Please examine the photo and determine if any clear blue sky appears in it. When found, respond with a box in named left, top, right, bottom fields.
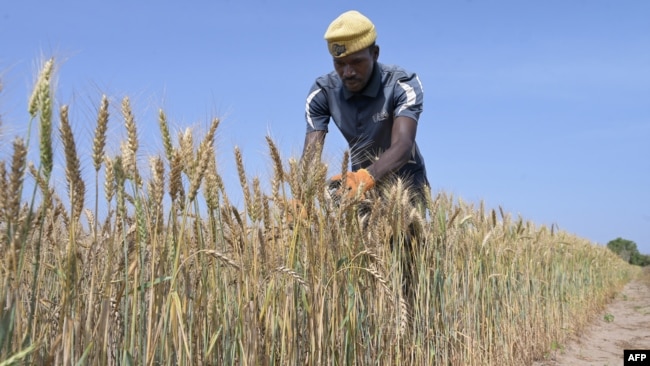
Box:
left=1, top=1, right=649, bottom=253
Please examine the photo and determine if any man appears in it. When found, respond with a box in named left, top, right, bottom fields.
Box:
left=302, top=10, right=429, bottom=201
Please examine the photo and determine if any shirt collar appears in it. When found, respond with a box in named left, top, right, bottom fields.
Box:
left=342, top=62, right=381, bottom=100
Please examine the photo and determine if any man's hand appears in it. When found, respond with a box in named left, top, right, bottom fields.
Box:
left=282, top=198, right=308, bottom=228
left=330, top=168, right=375, bottom=199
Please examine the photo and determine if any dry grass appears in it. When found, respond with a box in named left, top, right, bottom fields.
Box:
left=639, top=266, right=650, bottom=288
left=0, top=59, right=640, bottom=365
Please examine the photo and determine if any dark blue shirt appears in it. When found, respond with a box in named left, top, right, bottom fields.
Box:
left=305, top=62, right=429, bottom=189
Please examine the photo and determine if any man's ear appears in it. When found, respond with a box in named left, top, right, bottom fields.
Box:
left=372, top=45, right=380, bottom=61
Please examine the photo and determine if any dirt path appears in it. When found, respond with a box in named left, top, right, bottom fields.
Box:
left=534, top=267, right=650, bottom=366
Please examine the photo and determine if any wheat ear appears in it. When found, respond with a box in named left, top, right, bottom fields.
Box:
left=121, top=97, right=139, bottom=184
left=35, top=59, right=55, bottom=179
left=148, top=156, right=165, bottom=233
left=0, top=162, right=7, bottom=222
left=189, top=118, right=219, bottom=202
left=266, top=136, right=284, bottom=203
left=103, top=156, right=116, bottom=203
left=178, top=127, right=194, bottom=176
left=8, top=138, right=27, bottom=222
left=275, top=266, right=309, bottom=291
left=59, top=105, right=85, bottom=221
left=168, top=149, right=184, bottom=209
left=234, top=146, right=252, bottom=215
left=158, top=109, right=174, bottom=162
left=28, top=58, right=54, bottom=117
left=339, top=150, right=350, bottom=190
left=92, top=95, right=109, bottom=172
left=203, top=147, right=222, bottom=211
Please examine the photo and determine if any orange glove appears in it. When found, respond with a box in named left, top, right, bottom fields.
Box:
left=330, top=169, right=375, bottom=199
left=282, top=198, right=308, bottom=227
left=289, top=198, right=308, bottom=218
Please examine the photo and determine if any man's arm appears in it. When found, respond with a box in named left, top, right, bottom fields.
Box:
left=365, top=116, right=417, bottom=181
left=301, top=130, right=326, bottom=166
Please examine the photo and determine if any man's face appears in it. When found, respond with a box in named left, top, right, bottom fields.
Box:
left=333, top=46, right=379, bottom=93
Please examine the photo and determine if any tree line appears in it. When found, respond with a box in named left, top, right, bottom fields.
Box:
left=607, top=237, right=650, bottom=266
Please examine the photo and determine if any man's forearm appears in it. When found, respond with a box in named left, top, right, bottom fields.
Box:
left=301, top=130, right=326, bottom=165
left=366, top=142, right=412, bottom=181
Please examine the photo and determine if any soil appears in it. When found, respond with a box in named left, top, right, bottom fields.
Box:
left=533, top=266, right=650, bottom=366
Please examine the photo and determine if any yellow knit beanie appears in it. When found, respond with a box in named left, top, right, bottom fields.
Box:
left=324, top=10, right=377, bottom=58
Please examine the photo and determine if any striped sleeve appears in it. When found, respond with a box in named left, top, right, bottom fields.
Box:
left=304, top=84, right=330, bottom=132
left=395, top=73, right=424, bottom=121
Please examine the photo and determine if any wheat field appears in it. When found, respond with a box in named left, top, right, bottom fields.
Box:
left=0, top=59, right=639, bottom=365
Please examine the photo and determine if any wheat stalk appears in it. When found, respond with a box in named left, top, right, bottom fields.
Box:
left=59, top=105, right=85, bottom=222
left=147, top=156, right=165, bottom=233
left=447, top=206, right=461, bottom=229
left=27, top=58, right=55, bottom=183
left=8, top=138, right=27, bottom=223
left=148, top=156, right=165, bottom=208
left=158, top=108, right=174, bottom=162
left=28, top=58, right=53, bottom=117
left=39, top=115, right=53, bottom=181
left=103, top=156, right=116, bottom=203
left=266, top=136, right=284, bottom=203
left=169, top=149, right=184, bottom=209
left=178, top=127, right=194, bottom=176
left=113, top=156, right=127, bottom=231
left=0, top=161, right=7, bottom=223
left=234, top=146, right=252, bottom=216
left=187, top=150, right=207, bottom=203
left=121, top=97, right=139, bottom=184
left=204, top=250, right=241, bottom=270
left=287, top=158, right=300, bottom=200
left=92, top=95, right=109, bottom=172
left=28, top=162, right=53, bottom=211
left=275, top=265, right=309, bottom=291
left=33, top=59, right=55, bottom=179
left=203, top=148, right=222, bottom=211
left=339, top=150, right=350, bottom=191
left=250, top=177, right=263, bottom=222
left=188, top=118, right=219, bottom=202
left=362, top=264, right=392, bottom=296
left=398, top=294, right=409, bottom=337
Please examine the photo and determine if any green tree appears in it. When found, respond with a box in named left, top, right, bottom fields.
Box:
left=606, top=237, right=649, bottom=266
